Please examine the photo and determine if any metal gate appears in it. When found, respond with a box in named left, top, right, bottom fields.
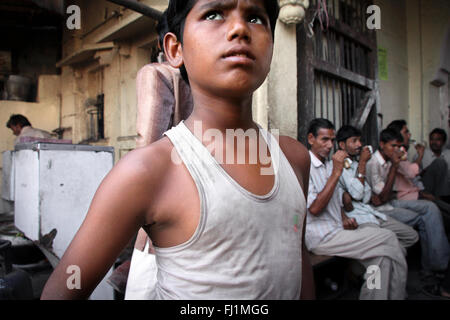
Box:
left=297, top=0, right=379, bottom=147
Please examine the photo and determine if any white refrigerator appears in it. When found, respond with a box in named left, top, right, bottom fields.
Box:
left=13, top=142, right=115, bottom=300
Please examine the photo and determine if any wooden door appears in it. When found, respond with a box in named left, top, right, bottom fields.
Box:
left=297, top=0, right=379, bottom=148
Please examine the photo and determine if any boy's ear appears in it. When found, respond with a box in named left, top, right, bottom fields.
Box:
left=338, top=141, right=345, bottom=151
left=163, top=32, right=184, bottom=68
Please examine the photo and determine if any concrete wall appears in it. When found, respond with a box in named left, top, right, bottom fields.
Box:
left=374, top=0, right=409, bottom=129
left=59, top=0, right=168, bottom=162
left=374, top=0, right=450, bottom=144
left=419, top=0, right=450, bottom=141
left=407, top=0, right=450, bottom=142
left=0, top=75, right=61, bottom=164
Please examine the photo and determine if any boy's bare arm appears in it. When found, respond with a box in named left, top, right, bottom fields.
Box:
left=278, top=136, right=315, bottom=299
left=40, top=146, right=166, bottom=299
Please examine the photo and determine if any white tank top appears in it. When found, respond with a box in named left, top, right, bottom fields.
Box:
left=152, top=121, right=306, bottom=299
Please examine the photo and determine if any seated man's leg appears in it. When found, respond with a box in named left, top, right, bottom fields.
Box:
left=377, top=216, right=419, bottom=250
left=422, top=158, right=450, bottom=197
left=392, top=199, right=450, bottom=272
left=311, top=227, right=407, bottom=299
left=379, top=206, right=420, bottom=226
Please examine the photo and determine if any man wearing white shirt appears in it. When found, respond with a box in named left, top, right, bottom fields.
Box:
left=366, top=128, right=450, bottom=276
left=305, top=118, right=407, bottom=300
left=336, top=125, right=418, bottom=250
left=6, top=114, right=53, bottom=146
left=418, top=128, right=450, bottom=200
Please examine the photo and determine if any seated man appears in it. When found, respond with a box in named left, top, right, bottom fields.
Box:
left=336, top=125, right=418, bottom=250
left=387, top=120, right=449, bottom=202
left=306, top=118, right=407, bottom=300
left=366, top=128, right=450, bottom=276
left=416, top=128, right=450, bottom=202
left=6, top=114, right=53, bottom=146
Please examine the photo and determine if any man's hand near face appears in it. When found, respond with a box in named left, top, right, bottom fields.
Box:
left=390, top=149, right=402, bottom=167
left=414, top=143, right=425, bottom=165
left=332, top=150, right=348, bottom=177
left=359, top=146, right=372, bottom=164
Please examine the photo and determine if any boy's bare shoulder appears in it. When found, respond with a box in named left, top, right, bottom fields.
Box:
left=278, top=135, right=311, bottom=172
left=113, top=136, right=175, bottom=187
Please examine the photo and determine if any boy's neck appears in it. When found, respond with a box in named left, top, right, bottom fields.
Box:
left=186, top=90, right=256, bottom=131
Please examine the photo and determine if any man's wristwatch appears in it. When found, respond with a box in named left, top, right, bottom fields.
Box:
left=357, top=172, right=365, bottom=179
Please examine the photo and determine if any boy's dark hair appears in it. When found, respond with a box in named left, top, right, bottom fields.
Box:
left=156, top=11, right=169, bottom=51
left=6, top=114, right=31, bottom=129
left=336, top=125, right=362, bottom=144
left=429, top=128, right=447, bottom=142
left=165, top=0, right=280, bottom=82
left=307, top=118, right=335, bottom=137
left=380, top=128, right=403, bottom=144
left=387, top=120, right=407, bottom=134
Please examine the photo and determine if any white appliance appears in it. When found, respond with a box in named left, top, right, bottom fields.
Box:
left=1, top=151, right=14, bottom=213
left=13, top=142, right=115, bottom=300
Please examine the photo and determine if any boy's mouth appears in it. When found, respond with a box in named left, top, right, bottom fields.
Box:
left=222, top=47, right=255, bottom=61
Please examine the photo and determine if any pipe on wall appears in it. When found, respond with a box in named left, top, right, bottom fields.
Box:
left=105, top=0, right=163, bottom=21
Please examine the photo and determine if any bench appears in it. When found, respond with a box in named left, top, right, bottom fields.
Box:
left=309, top=252, right=338, bottom=268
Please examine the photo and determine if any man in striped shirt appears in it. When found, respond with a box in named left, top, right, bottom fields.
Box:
left=305, top=118, right=407, bottom=300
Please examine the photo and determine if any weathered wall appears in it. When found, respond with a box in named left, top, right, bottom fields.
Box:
left=374, top=0, right=409, bottom=129
left=59, top=0, right=168, bottom=162
left=419, top=0, right=450, bottom=141
left=0, top=75, right=61, bottom=160
left=374, top=0, right=450, bottom=144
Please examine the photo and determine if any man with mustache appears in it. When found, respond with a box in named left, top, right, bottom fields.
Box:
left=336, top=125, right=418, bottom=250
left=306, top=118, right=408, bottom=300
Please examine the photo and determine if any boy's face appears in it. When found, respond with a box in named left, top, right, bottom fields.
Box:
left=175, top=0, right=274, bottom=98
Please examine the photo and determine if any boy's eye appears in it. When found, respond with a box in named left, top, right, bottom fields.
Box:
left=248, top=15, right=264, bottom=25
left=205, top=11, right=223, bottom=21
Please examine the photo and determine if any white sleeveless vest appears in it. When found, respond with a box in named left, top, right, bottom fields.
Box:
left=151, top=121, right=306, bottom=299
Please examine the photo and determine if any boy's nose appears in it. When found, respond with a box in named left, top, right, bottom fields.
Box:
left=226, top=15, right=251, bottom=42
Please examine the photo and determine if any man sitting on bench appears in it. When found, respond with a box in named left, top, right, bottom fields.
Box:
left=305, top=118, right=407, bottom=300
left=336, top=125, right=418, bottom=250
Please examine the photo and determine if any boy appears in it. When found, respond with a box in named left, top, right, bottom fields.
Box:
left=41, top=0, right=314, bottom=299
